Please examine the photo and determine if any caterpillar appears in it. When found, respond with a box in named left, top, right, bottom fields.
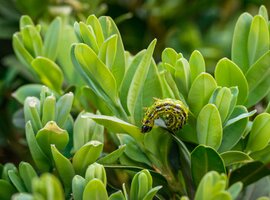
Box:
left=141, top=98, right=188, bottom=133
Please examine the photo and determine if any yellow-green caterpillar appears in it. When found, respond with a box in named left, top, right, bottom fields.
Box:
left=141, top=98, right=188, bottom=133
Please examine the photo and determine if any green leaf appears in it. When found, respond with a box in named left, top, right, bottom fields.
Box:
left=246, top=113, right=270, bottom=152
left=231, top=13, right=253, bottom=73
left=120, top=50, right=146, bottom=113
left=25, top=121, right=50, bottom=172
left=187, top=73, right=217, bottom=116
left=248, top=15, right=269, bottom=66
left=24, top=97, right=42, bottom=133
left=12, top=193, right=34, bottom=200
left=73, top=43, right=118, bottom=104
left=159, top=71, right=175, bottom=99
left=229, top=161, right=270, bottom=186
left=82, top=113, right=143, bottom=142
left=36, top=121, right=69, bottom=157
left=245, top=51, right=270, bottom=107
left=175, top=58, right=190, bottom=98
left=31, top=57, right=63, bottom=93
left=215, top=58, right=248, bottom=104
left=191, top=145, right=225, bottom=187
left=209, top=87, right=232, bottom=123
left=127, top=39, right=156, bottom=122
left=227, top=182, right=243, bottom=200
left=21, top=25, right=43, bottom=57
left=0, top=180, right=16, bottom=200
left=12, top=84, right=44, bottom=105
left=41, top=95, right=56, bottom=125
left=32, top=173, right=65, bottom=200
left=220, top=151, right=252, bottom=166
left=99, top=16, right=126, bottom=88
left=83, top=179, right=108, bottom=200
left=189, top=50, right=205, bottom=83
left=219, top=106, right=250, bottom=152
left=118, top=134, right=151, bottom=166
left=8, top=170, right=27, bottom=192
left=19, top=162, right=38, bottom=192
left=98, top=145, right=126, bottom=164
left=20, top=15, right=34, bottom=29
left=143, top=186, right=163, bottom=200
left=85, top=163, right=106, bottom=186
left=79, top=22, right=99, bottom=53
left=197, top=104, right=222, bottom=150
left=258, top=5, right=269, bottom=21
left=86, top=15, right=104, bottom=47
left=250, top=145, right=270, bottom=164
left=73, top=140, right=103, bottom=175
left=12, top=33, right=35, bottom=73
left=2, top=163, right=17, bottom=181
left=194, top=171, right=228, bottom=200
left=43, top=17, right=62, bottom=61
left=55, top=92, right=74, bottom=127
left=130, top=170, right=152, bottom=200
left=108, top=191, right=126, bottom=200
left=72, top=175, right=86, bottom=200
left=161, top=47, right=179, bottom=67
left=98, top=34, right=118, bottom=69
left=51, top=145, right=75, bottom=195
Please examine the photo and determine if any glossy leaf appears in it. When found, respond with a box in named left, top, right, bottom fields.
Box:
left=21, top=25, right=43, bottom=57
left=25, top=121, right=50, bottom=172
left=250, top=145, right=270, bottom=164
left=0, top=180, right=16, bottom=200
left=31, top=57, right=63, bottom=93
left=19, top=15, right=34, bottom=29
left=99, top=16, right=126, bottom=88
left=86, top=15, right=104, bottom=47
left=215, top=58, right=248, bottom=104
left=12, top=193, right=34, bottom=200
left=227, top=182, right=243, bottom=200
left=229, top=161, right=270, bottom=186
left=187, top=73, right=217, bottom=116
left=245, top=51, right=270, bottom=107
left=12, top=84, right=43, bottom=105
left=209, top=87, right=232, bottom=123
left=79, top=22, right=99, bottom=53
left=73, top=43, right=118, bottom=103
left=41, top=95, right=56, bottom=125
left=220, top=151, right=252, bottom=166
left=82, top=113, right=143, bottom=142
left=24, top=97, right=42, bottom=133
left=8, top=170, right=27, bottom=192
left=143, top=186, right=163, bottom=200
left=55, top=92, right=74, bottom=127
left=189, top=50, right=205, bottom=83
left=73, top=140, right=103, bottom=175
left=258, top=5, right=269, bottom=21
left=32, top=173, right=64, bottom=200
left=72, top=175, right=86, bottom=200
left=194, top=171, right=229, bottom=200
left=197, top=104, right=222, bottom=150
left=85, top=163, right=106, bottom=186
left=175, top=58, right=190, bottom=98
left=219, top=106, right=250, bottom=152
left=246, top=113, right=270, bottom=152
left=161, top=47, right=179, bottom=67
left=83, top=179, right=108, bottom=200
left=127, top=39, right=156, bottom=121
left=130, top=170, right=152, bottom=200
left=108, top=191, right=125, bottom=200
left=191, top=145, right=225, bottom=187
left=51, top=145, right=75, bottom=194
left=36, top=121, right=69, bottom=157
left=98, top=145, right=126, bottom=164
left=43, top=17, right=62, bottom=61
left=12, top=33, right=35, bottom=72
left=19, top=162, right=37, bottom=192
left=231, top=13, right=253, bottom=73
left=98, top=34, right=118, bottom=69
left=247, top=15, right=269, bottom=66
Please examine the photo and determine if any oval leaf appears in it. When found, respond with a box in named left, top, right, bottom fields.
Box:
left=197, top=104, right=222, bottom=150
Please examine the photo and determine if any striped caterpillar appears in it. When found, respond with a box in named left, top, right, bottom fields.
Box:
left=141, top=98, right=188, bottom=133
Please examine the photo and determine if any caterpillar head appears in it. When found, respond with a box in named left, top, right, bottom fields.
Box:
left=141, top=125, right=152, bottom=133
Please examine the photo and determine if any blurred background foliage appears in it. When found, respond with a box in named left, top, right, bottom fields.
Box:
left=0, top=0, right=270, bottom=163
